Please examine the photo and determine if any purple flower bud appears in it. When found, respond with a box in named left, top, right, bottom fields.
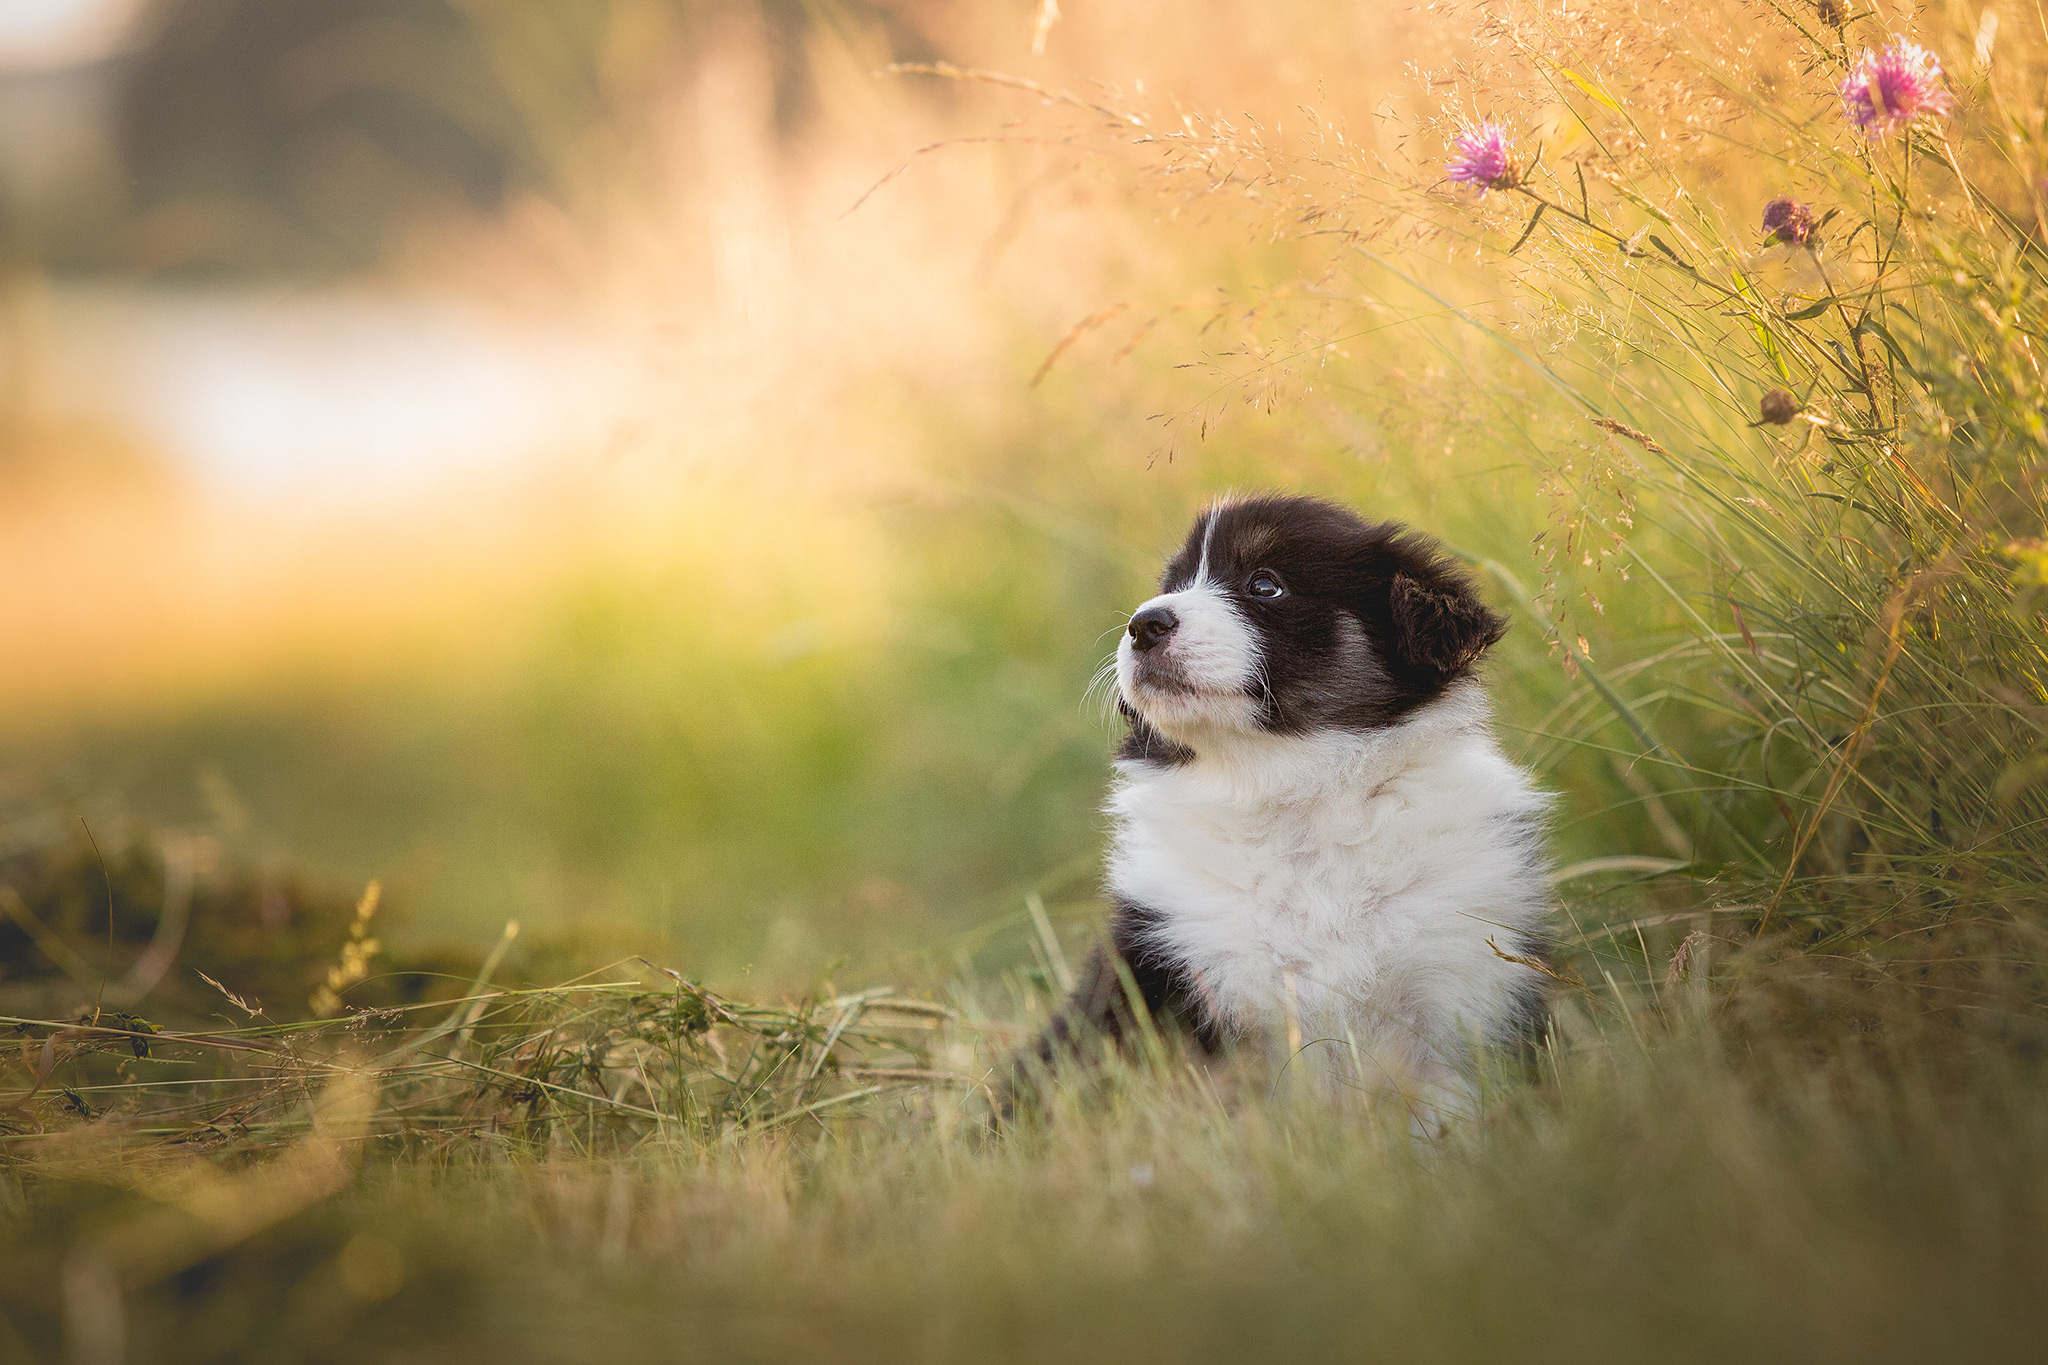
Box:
left=1760, top=389, right=1801, bottom=425
left=1446, top=122, right=1522, bottom=194
left=1761, top=196, right=1815, bottom=246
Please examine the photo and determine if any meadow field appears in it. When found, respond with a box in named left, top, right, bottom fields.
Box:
left=4, top=0, right=2048, bottom=1359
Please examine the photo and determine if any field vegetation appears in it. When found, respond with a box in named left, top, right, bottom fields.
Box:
left=4, top=0, right=2048, bottom=1358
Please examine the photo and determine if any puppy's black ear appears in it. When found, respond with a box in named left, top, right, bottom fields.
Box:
left=1388, top=569, right=1508, bottom=680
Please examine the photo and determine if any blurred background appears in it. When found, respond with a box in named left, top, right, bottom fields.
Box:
left=0, top=0, right=1561, bottom=1001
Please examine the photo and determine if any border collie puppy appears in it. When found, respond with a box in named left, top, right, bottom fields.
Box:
left=1029, top=494, right=1552, bottom=1126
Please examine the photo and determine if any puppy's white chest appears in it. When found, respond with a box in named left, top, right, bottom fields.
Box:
left=1133, top=791, right=1370, bottom=926
left=1107, top=771, right=1411, bottom=1023
left=1101, top=710, right=1552, bottom=1074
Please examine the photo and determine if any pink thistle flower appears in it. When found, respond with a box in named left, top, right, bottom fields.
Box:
left=1761, top=196, right=1815, bottom=246
left=1839, top=40, right=1954, bottom=138
left=1446, top=122, right=1521, bottom=193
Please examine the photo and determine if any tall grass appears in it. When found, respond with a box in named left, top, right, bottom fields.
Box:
left=983, top=0, right=2048, bottom=997
left=1415, top=0, right=2048, bottom=967
left=8, top=978, right=2048, bottom=1361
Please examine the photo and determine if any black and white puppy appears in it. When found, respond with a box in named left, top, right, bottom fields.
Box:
left=1032, top=494, right=1552, bottom=1126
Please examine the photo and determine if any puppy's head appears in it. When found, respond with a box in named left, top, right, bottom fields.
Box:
left=1115, top=495, right=1507, bottom=754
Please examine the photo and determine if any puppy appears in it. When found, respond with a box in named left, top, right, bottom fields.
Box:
left=1027, top=494, right=1553, bottom=1127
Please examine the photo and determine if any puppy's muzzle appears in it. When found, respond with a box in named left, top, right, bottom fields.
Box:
left=1128, top=605, right=1179, bottom=653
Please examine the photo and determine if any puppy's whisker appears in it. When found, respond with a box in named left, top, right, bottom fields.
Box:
left=1082, top=654, right=1124, bottom=726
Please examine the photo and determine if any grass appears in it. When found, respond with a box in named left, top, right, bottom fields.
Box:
left=7, top=976, right=2048, bottom=1362
left=6, top=0, right=2048, bottom=1358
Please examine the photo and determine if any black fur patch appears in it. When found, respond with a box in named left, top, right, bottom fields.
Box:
left=1114, top=709, right=1195, bottom=766
left=1022, top=897, right=1223, bottom=1080
left=1497, top=930, right=1557, bottom=1054
left=1150, top=494, right=1509, bottom=741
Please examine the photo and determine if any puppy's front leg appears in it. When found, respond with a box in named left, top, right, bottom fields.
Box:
left=1010, top=898, right=1222, bottom=1092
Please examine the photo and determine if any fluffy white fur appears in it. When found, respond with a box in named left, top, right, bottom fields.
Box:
left=1104, top=678, right=1551, bottom=1126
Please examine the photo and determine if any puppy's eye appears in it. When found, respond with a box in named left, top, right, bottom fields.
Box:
left=1246, top=571, right=1285, bottom=599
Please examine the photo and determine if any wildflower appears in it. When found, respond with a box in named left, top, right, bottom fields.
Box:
left=1761, top=196, right=1815, bottom=246
left=1759, top=389, right=1801, bottom=425
left=1446, top=122, right=1521, bottom=193
left=1839, top=40, right=1954, bottom=137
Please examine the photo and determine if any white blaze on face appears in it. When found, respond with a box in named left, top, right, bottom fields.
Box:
left=1116, top=578, right=1263, bottom=739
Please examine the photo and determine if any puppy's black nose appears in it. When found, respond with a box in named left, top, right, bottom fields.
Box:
left=1128, top=605, right=1179, bottom=653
